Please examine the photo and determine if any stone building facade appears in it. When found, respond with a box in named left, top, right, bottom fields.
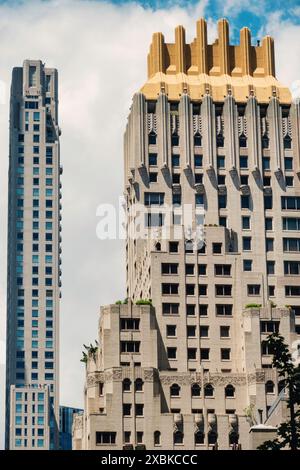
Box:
left=73, top=18, right=300, bottom=450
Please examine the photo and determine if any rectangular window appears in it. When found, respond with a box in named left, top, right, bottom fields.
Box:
left=166, top=325, right=177, bottom=337
left=267, top=261, right=275, bottom=275
left=200, top=326, right=209, bottom=337
left=243, top=237, right=251, bottom=251
left=248, top=284, right=261, bottom=296
left=262, top=157, right=270, bottom=170
left=283, top=238, right=300, bottom=252
left=221, top=348, right=231, bottom=360
left=96, top=432, right=116, bottom=445
left=162, top=303, right=179, bottom=315
left=172, top=155, right=180, bottom=167
left=169, top=241, right=179, bottom=253
left=283, top=218, right=300, bottom=231
left=218, top=195, right=227, bottom=209
left=265, top=217, right=273, bottom=231
left=284, top=157, right=293, bottom=171
left=242, top=216, right=250, bottom=229
left=266, top=238, right=274, bottom=252
left=194, top=155, right=203, bottom=167
left=264, top=196, right=273, bottom=210
left=186, top=284, right=195, bottom=295
left=120, top=318, right=140, bottom=330
left=200, top=348, right=210, bottom=360
left=144, top=192, right=164, bottom=206
left=215, top=285, right=232, bottom=296
left=167, top=347, right=177, bottom=359
left=216, top=304, right=232, bottom=316
left=281, top=197, right=300, bottom=210
left=215, top=265, right=231, bottom=276
left=162, top=283, right=179, bottom=295
left=220, top=326, right=230, bottom=338
left=285, top=286, right=300, bottom=296
left=29, top=66, right=37, bottom=87
left=199, top=305, right=208, bottom=316
left=217, top=156, right=225, bottom=169
left=284, top=261, right=300, bottom=275
left=239, top=156, right=248, bottom=169
left=243, top=259, right=252, bottom=271
left=120, top=341, right=140, bottom=353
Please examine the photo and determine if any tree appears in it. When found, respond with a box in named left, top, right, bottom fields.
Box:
left=258, top=332, right=300, bottom=450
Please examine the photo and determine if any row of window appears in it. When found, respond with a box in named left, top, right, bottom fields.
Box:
left=147, top=131, right=293, bottom=151
left=15, top=404, right=44, bottom=413
left=16, top=373, right=54, bottom=381
left=15, top=438, right=44, bottom=448
left=166, top=347, right=231, bottom=361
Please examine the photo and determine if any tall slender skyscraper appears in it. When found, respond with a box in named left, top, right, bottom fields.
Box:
left=73, top=18, right=300, bottom=450
left=6, top=60, right=62, bottom=450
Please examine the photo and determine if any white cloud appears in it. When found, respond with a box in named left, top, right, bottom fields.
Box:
left=0, top=0, right=299, bottom=450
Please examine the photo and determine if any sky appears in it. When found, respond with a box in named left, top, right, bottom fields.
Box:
left=0, top=0, right=299, bottom=448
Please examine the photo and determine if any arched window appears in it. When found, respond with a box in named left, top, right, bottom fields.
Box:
left=155, top=242, right=161, bottom=251
left=135, top=378, right=144, bottom=392
left=195, top=431, right=204, bottom=444
left=194, top=133, right=202, bottom=146
left=154, top=431, right=161, bottom=446
left=173, top=431, right=183, bottom=444
left=284, top=135, right=292, bottom=149
left=229, top=431, right=239, bottom=445
left=204, top=383, right=214, bottom=397
left=239, top=134, right=247, bottom=148
left=191, top=383, right=201, bottom=397
left=170, top=383, right=181, bottom=397
left=265, top=380, right=275, bottom=394
left=208, top=431, right=217, bottom=445
left=225, top=384, right=235, bottom=398
left=148, top=131, right=157, bottom=145
left=122, top=378, right=131, bottom=392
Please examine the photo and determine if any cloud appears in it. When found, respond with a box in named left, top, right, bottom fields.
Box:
left=0, top=0, right=299, bottom=450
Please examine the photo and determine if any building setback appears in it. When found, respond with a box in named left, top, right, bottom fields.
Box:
left=5, top=60, right=62, bottom=449
left=73, top=18, right=300, bottom=450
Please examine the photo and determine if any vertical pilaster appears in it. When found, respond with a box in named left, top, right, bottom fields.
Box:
left=218, top=19, right=230, bottom=75
left=290, top=99, right=300, bottom=174
left=246, top=96, right=262, bottom=170
left=157, top=93, right=170, bottom=167
left=240, top=27, right=251, bottom=76
left=179, top=94, right=192, bottom=168
left=196, top=18, right=208, bottom=74
left=202, top=94, right=216, bottom=168
left=224, top=94, right=238, bottom=169
left=132, top=93, right=146, bottom=167
left=268, top=97, right=283, bottom=171
left=175, top=26, right=186, bottom=74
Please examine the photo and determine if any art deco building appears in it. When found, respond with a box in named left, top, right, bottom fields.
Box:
left=5, top=60, right=62, bottom=449
left=73, top=18, right=300, bottom=450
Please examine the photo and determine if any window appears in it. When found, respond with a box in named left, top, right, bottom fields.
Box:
left=173, top=431, right=183, bottom=444
left=135, top=404, right=144, bottom=416
left=200, top=348, right=210, bottom=360
left=172, top=173, right=180, bottom=184
left=96, top=432, right=116, bottom=445
left=215, top=285, right=232, bottom=296
left=122, top=378, right=131, bottom=392
left=239, top=135, right=247, bottom=148
left=162, top=303, right=179, bottom=315
left=263, top=176, right=271, bottom=187
left=195, top=194, right=204, bottom=206
left=261, top=321, right=279, bottom=333
left=216, top=304, right=232, bottom=316
left=166, top=325, right=177, bottom=337
left=188, top=348, right=197, bottom=360
left=187, top=325, right=196, bottom=337
left=120, top=318, right=140, bottom=330
left=148, top=153, right=157, bottom=166
left=216, top=135, right=224, bottom=148
left=185, top=264, right=194, bottom=275
left=149, top=172, right=157, bottom=183
left=243, top=237, right=251, bottom=251
left=239, top=156, right=248, bottom=169
left=281, top=197, right=300, bottom=210
left=265, top=217, right=273, bottom=231
left=248, top=284, right=261, bottom=295
left=154, top=431, right=161, bottom=446
left=218, top=195, right=227, bottom=209
left=148, top=131, right=157, bottom=145
left=195, top=173, right=203, bottom=184
left=172, top=154, right=180, bottom=167
left=266, top=238, right=274, bottom=252
left=262, top=157, right=270, bottom=170
left=199, top=285, right=207, bottom=296
left=172, top=134, right=179, bottom=146
left=242, top=216, right=250, bottom=230
left=240, top=175, right=248, bottom=185
left=162, top=263, right=178, bottom=275
left=267, top=261, right=275, bottom=275
left=120, top=341, right=140, bottom=353
left=283, top=218, right=300, bottom=231
left=284, top=157, right=293, bottom=170
left=167, top=348, right=177, bottom=360
left=284, top=261, right=300, bottom=276
left=264, top=196, right=273, bottom=210
left=243, top=259, right=252, bottom=271
left=191, top=383, right=201, bottom=397
left=220, top=326, right=230, bottom=338
left=170, top=383, right=180, bottom=396
left=241, top=196, right=250, bottom=209
left=212, top=243, right=222, bottom=254
left=123, top=404, right=132, bottom=416
left=285, top=286, right=300, bottom=296
left=286, top=176, right=294, bottom=187
left=219, top=216, right=227, bottom=227
left=262, top=341, right=271, bottom=355
left=169, top=241, right=179, bottom=253
left=135, top=378, right=143, bottom=392
left=194, top=155, right=203, bottom=167
left=162, top=283, right=178, bottom=295
left=199, top=305, right=208, bottom=316
left=200, top=326, right=209, bottom=337
left=186, top=284, right=195, bottom=296
left=204, top=384, right=214, bottom=397
left=215, top=265, right=231, bottom=276
left=221, top=349, right=231, bottom=361
left=266, top=381, right=275, bottom=394
left=217, top=156, right=225, bottom=168
left=283, top=238, right=300, bottom=252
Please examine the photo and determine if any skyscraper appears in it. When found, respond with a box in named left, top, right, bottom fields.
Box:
left=73, top=18, right=300, bottom=450
left=6, top=60, right=62, bottom=450
left=59, top=406, right=83, bottom=450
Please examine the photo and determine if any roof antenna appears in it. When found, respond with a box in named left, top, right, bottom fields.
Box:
left=257, top=39, right=260, bottom=46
